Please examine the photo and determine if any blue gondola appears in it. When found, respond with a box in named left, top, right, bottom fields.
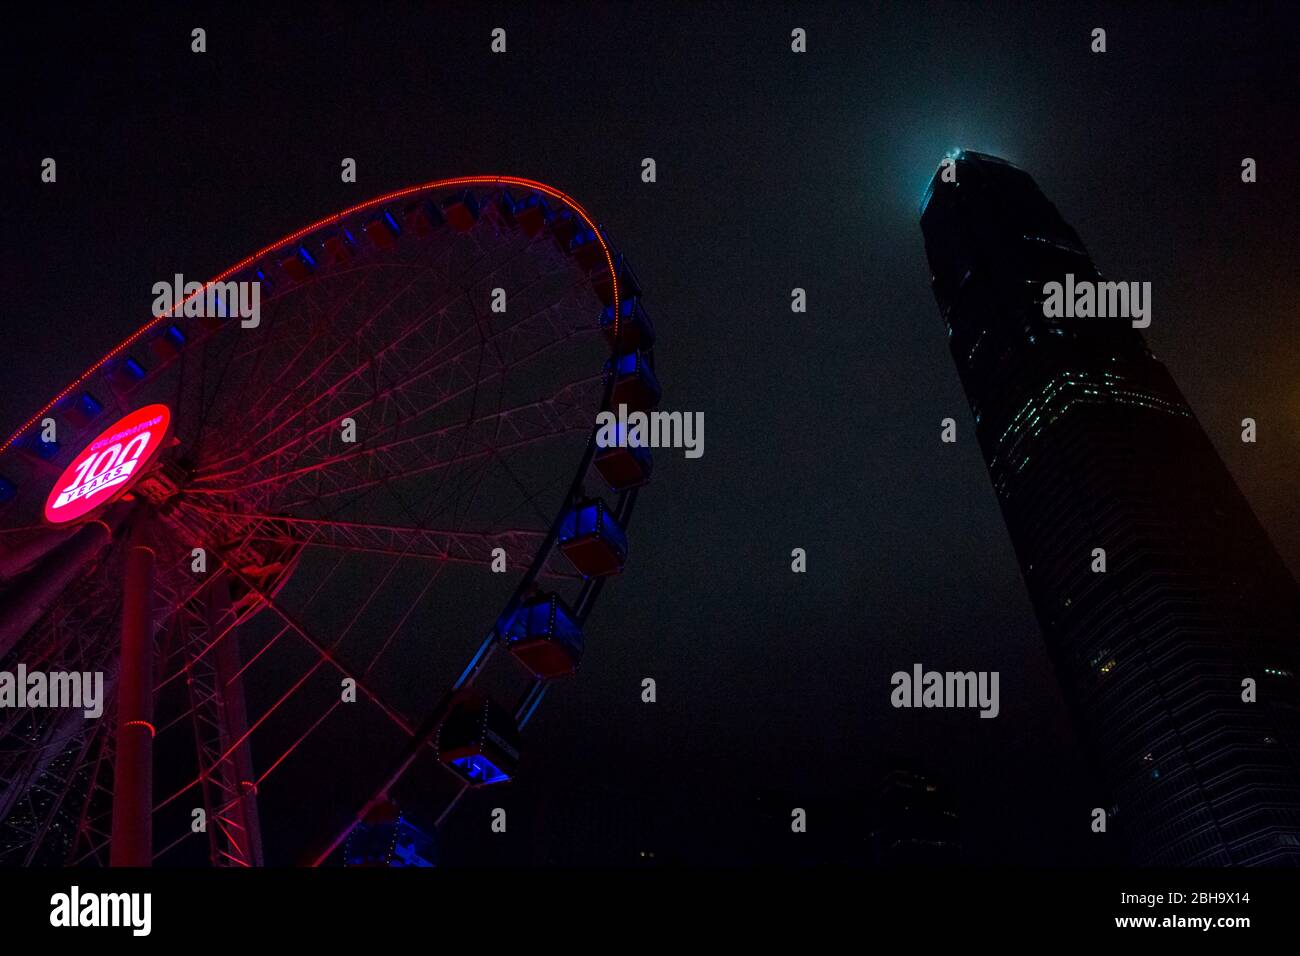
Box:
left=344, top=802, right=437, bottom=867
left=435, top=695, right=521, bottom=786
left=149, top=324, right=187, bottom=361
left=549, top=209, right=578, bottom=253
left=558, top=498, right=628, bottom=577
left=504, top=192, right=550, bottom=237
left=592, top=253, right=642, bottom=306
left=280, top=244, right=317, bottom=282
left=61, top=392, right=105, bottom=429
left=23, top=432, right=59, bottom=461
left=441, top=190, right=479, bottom=232
left=404, top=198, right=443, bottom=237
left=250, top=265, right=275, bottom=299
left=108, top=356, right=147, bottom=390
left=363, top=211, right=401, bottom=248
left=595, top=439, right=653, bottom=492
left=323, top=229, right=358, bottom=265
left=500, top=592, right=584, bottom=677
left=606, top=350, right=661, bottom=412
left=599, top=298, right=655, bottom=351
left=570, top=227, right=603, bottom=272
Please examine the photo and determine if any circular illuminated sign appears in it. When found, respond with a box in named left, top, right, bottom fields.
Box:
left=43, top=404, right=172, bottom=525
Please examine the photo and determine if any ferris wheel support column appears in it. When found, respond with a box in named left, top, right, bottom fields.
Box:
left=109, top=511, right=157, bottom=867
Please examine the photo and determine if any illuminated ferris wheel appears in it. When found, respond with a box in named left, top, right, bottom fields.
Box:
left=0, top=176, right=659, bottom=866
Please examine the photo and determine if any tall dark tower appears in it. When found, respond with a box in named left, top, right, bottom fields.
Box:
left=920, top=150, right=1300, bottom=865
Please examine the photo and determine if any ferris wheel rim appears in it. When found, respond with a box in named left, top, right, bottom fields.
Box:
left=0, top=175, right=622, bottom=458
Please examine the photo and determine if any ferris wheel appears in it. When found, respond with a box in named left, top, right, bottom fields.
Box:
left=0, top=176, right=659, bottom=866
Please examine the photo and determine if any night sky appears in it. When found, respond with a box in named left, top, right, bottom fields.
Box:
left=5, top=2, right=1298, bottom=865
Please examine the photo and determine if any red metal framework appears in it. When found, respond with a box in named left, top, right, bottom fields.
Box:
left=0, top=176, right=655, bottom=866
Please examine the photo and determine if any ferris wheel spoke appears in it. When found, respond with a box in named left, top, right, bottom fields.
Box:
left=172, top=505, right=559, bottom=573
left=186, top=379, right=598, bottom=515
left=153, top=589, right=411, bottom=825
left=212, top=264, right=435, bottom=458
left=154, top=693, right=344, bottom=865
left=195, top=282, right=594, bottom=484
left=361, top=559, right=454, bottom=684
left=153, top=594, right=261, bottom=696
left=246, top=697, right=342, bottom=795
left=276, top=423, right=592, bottom=515
left=205, top=549, right=416, bottom=736
left=159, top=541, right=454, bottom=861
left=153, top=653, right=326, bottom=819
left=200, top=223, right=553, bottom=473
left=154, top=552, right=347, bottom=696
left=193, top=316, right=584, bottom=488
left=248, top=271, right=577, bottom=454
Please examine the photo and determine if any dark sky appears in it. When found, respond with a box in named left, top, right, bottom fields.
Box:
left=5, top=1, right=1298, bottom=864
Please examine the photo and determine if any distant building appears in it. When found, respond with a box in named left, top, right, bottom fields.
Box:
left=868, top=769, right=962, bottom=866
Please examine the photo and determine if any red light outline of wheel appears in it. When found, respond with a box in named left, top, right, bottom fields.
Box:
left=0, top=176, right=620, bottom=456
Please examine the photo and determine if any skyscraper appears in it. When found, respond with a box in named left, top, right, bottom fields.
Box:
left=920, top=150, right=1300, bottom=865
